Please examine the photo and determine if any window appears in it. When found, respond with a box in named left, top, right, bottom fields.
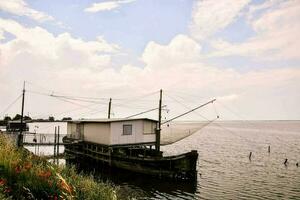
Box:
left=143, top=121, right=156, bottom=134
left=123, top=124, right=132, bottom=135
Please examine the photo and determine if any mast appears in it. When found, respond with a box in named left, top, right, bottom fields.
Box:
left=108, top=98, right=112, bottom=119
left=156, top=89, right=162, bottom=152
left=18, top=81, right=25, bottom=147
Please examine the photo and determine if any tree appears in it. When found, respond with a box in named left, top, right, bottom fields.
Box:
left=62, top=117, right=72, bottom=121
left=12, top=114, right=31, bottom=121
left=49, top=116, right=55, bottom=121
left=4, top=116, right=11, bottom=121
left=13, top=114, right=22, bottom=120
left=24, top=116, right=32, bottom=121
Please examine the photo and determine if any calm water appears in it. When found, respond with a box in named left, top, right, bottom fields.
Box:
left=108, top=121, right=300, bottom=199
left=26, top=121, right=300, bottom=199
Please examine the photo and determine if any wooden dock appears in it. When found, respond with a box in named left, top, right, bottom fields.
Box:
left=23, top=142, right=67, bottom=146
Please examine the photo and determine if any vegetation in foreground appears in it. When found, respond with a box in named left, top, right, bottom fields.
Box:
left=0, top=134, right=119, bottom=200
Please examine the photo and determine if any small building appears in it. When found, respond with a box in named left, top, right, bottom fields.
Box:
left=27, top=121, right=67, bottom=135
left=66, top=118, right=157, bottom=146
left=6, top=121, right=29, bottom=132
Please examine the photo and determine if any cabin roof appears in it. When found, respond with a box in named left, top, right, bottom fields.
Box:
left=68, top=118, right=157, bottom=123
left=8, top=120, right=31, bottom=123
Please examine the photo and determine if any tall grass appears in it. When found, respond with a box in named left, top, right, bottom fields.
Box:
left=0, top=134, right=119, bottom=199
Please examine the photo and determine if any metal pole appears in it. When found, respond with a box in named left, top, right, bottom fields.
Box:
left=156, top=89, right=162, bottom=152
left=18, top=81, right=26, bottom=147
left=108, top=98, right=112, bottom=119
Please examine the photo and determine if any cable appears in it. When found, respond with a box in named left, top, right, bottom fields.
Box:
left=27, top=81, right=160, bottom=102
left=164, top=93, right=214, bottom=121
left=116, top=90, right=160, bottom=101
left=79, top=107, right=108, bottom=117
left=27, top=90, right=108, bottom=104
left=162, top=99, right=216, bottom=125
left=50, top=95, right=108, bottom=104
left=27, top=90, right=98, bottom=110
left=0, top=94, right=22, bottom=117
left=31, top=102, right=101, bottom=119
left=112, top=90, right=160, bottom=109
left=216, top=101, right=260, bottom=128
left=125, top=105, right=167, bottom=119
left=165, top=90, right=209, bottom=101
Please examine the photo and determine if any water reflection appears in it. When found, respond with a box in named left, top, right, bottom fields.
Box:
left=71, top=160, right=198, bottom=199
left=25, top=121, right=300, bottom=199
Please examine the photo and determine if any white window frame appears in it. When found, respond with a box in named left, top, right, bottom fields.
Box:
left=123, top=124, right=132, bottom=135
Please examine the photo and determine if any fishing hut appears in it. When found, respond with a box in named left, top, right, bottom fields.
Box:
left=66, top=118, right=157, bottom=146
left=63, top=90, right=217, bottom=180
left=63, top=117, right=198, bottom=179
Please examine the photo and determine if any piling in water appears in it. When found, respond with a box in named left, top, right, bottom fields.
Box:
left=284, top=158, right=288, bottom=166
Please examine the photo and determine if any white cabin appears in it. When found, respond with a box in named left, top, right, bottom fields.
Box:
left=67, top=118, right=158, bottom=146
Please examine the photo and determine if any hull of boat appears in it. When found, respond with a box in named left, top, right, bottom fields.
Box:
left=63, top=137, right=198, bottom=180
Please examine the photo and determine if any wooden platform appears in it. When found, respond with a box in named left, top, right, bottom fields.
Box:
left=23, top=142, right=67, bottom=146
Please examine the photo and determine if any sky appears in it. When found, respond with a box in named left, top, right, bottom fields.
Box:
left=0, top=0, right=299, bottom=121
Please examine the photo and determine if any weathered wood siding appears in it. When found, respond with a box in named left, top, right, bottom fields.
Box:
left=143, top=120, right=156, bottom=134
left=67, top=123, right=79, bottom=139
left=110, top=120, right=156, bottom=145
left=83, top=123, right=111, bottom=145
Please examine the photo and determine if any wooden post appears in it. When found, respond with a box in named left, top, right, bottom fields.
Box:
left=108, top=98, right=112, bottom=119
left=54, top=127, right=57, bottom=162
left=156, top=89, right=162, bottom=152
left=57, top=126, right=60, bottom=164
left=18, top=81, right=26, bottom=147
left=108, top=148, right=112, bottom=166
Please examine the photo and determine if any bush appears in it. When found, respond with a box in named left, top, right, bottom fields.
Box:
left=0, top=134, right=119, bottom=200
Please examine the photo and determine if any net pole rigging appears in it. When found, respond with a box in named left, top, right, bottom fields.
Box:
left=108, top=98, right=112, bottom=119
left=156, top=89, right=163, bottom=152
left=18, top=81, right=26, bottom=147
left=125, top=105, right=167, bottom=119
left=161, top=98, right=216, bottom=125
left=0, top=94, right=22, bottom=117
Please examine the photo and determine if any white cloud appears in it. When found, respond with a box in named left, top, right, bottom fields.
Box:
left=0, top=18, right=300, bottom=120
left=142, top=35, right=202, bottom=69
left=0, top=18, right=119, bottom=70
left=218, top=94, right=239, bottom=102
left=246, top=0, right=284, bottom=21
left=0, top=0, right=54, bottom=22
left=0, top=29, right=4, bottom=40
left=0, top=18, right=122, bottom=118
left=210, top=0, right=300, bottom=60
left=130, top=36, right=300, bottom=120
left=85, top=0, right=136, bottom=13
left=190, top=0, right=250, bottom=40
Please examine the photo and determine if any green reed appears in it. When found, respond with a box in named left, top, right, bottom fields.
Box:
left=0, top=134, right=119, bottom=200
